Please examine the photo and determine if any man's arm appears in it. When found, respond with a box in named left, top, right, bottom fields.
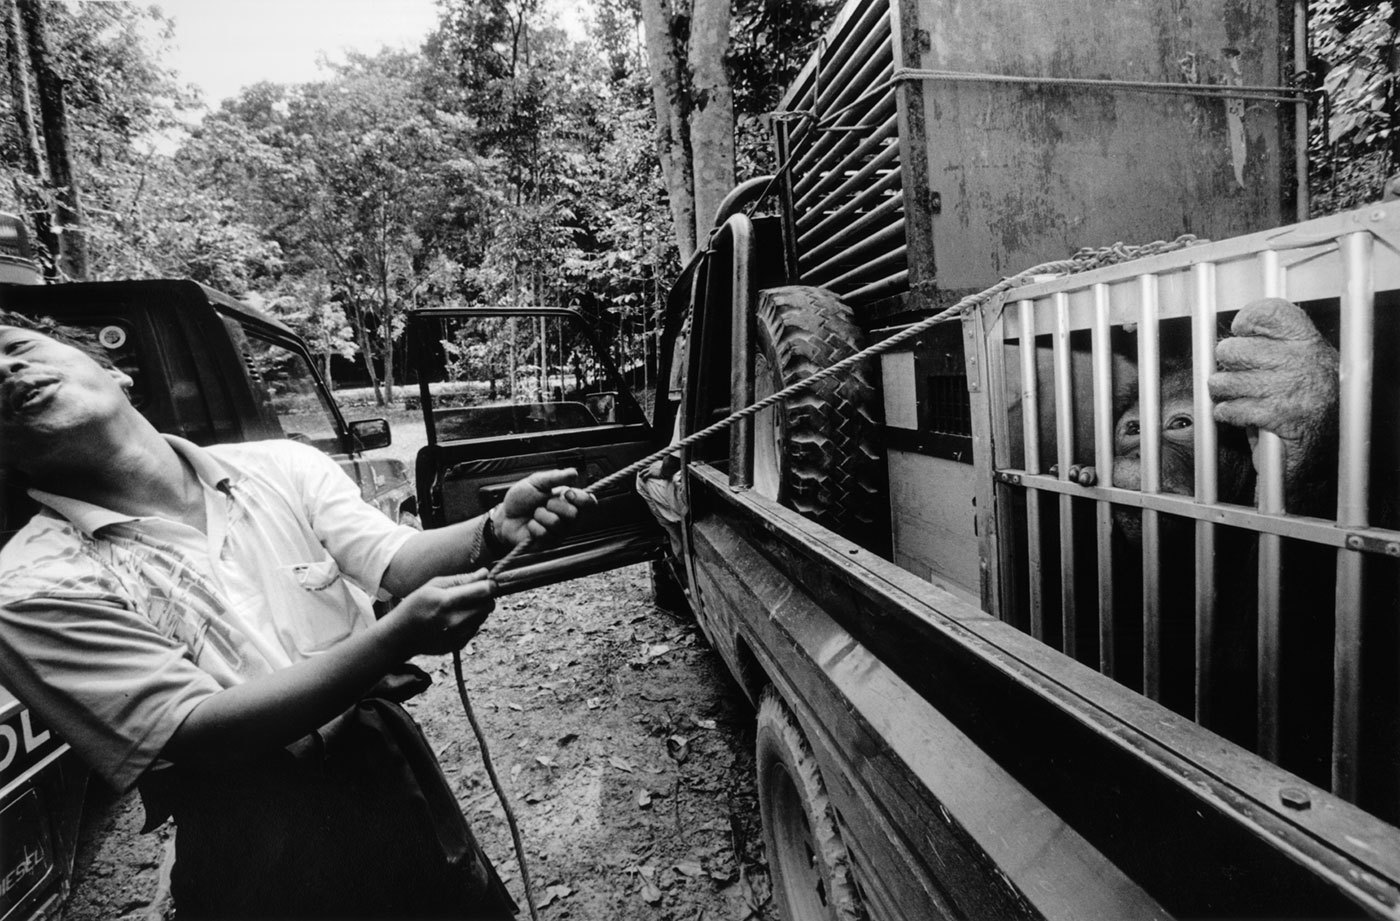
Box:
left=165, top=468, right=594, bottom=765
left=380, top=468, right=595, bottom=597
left=162, top=571, right=495, bottom=763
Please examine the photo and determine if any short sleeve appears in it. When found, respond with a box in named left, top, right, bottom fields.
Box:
left=275, top=442, right=417, bottom=595
left=0, top=591, right=220, bottom=792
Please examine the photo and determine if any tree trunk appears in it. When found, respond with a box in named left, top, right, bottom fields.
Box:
left=349, top=297, right=384, bottom=405
left=687, top=0, right=734, bottom=243
left=16, top=0, right=87, bottom=280
left=640, top=0, right=697, bottom=260
left=382, top=307, right=396, bottom=405
left=509, top=316, right=518, bottom=402
left=5, top=0, right=56, bottom=264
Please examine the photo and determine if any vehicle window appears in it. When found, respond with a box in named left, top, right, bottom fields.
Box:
left=417, top=313, right=646, bottom=442
left=238, top=330, right=343, bottom=453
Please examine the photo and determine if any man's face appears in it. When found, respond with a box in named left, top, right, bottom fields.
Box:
left=0, top=325, right=133, bottom=468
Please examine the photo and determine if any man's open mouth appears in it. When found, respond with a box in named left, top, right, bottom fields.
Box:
left=6, top=379, right=59, bottom=415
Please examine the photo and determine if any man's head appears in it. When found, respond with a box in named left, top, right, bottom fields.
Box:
left=0, top=311, right=136, bottom=475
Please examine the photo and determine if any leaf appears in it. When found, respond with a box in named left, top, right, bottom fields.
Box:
left=537, top=884, right=572, bottom=908
left=609, top=755, right=635, bottom=773
left=665, top=735, right=690, bottom=765
left=639, top=876, right=663, bottom=904
left=637, top=789, right=652, bottom=809
left=536, top=755, right=555, bottom=769
left=586, top=697, right=604, bottom=710
left=690, top=714, right=718, bottom=731
left=673, top=860, right=703, bottom=878
left=507, top=702, right=524, bottom=712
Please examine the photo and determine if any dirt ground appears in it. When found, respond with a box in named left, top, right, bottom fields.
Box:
left=60, top=563, right=774, bottom=921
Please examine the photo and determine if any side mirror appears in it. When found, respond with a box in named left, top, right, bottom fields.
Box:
left=349, top=418, right=391, bottom=451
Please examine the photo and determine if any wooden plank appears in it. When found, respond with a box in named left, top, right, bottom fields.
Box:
left=887, top=451, right=980, bottom=599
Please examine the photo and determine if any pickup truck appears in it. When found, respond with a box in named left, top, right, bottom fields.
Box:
left=0, top=217, right=416, bottom=920
left=419, top=1, right=1400, bottom=918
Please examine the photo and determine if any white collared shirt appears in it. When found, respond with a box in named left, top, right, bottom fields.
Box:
left=0, top=437, right=416, bottom=791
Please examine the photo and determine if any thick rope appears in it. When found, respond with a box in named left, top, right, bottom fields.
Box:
left=460, top=232, right=1205, bottom=919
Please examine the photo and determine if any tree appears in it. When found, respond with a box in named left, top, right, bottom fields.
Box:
left=13, top=0, right=86, bottom=278
left=1310, top=1, right=1400, bottom=212
left=261, top=271, right=359, bottom=387
left=637, top=0, right=836, bottom=258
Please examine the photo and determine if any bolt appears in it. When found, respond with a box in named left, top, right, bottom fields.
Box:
left=1346, top=535, right=1364, bottom=551
left=1011, top=474, right=1023, bottom=486
left=1387, top=542, right=1400, bottom=558
left=1279, top=787, right=1312, bottom=811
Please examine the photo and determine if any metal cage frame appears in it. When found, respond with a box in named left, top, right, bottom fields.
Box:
left=976, top=202, right=1400, bottom=806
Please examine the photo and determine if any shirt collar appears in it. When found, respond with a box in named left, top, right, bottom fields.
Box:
left=27, top=435, right=237, bottom=538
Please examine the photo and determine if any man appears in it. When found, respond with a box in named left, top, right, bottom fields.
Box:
left=0, top=312, right=593, bottom=919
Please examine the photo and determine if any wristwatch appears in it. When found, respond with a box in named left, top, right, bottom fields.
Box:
left=483, top=505, right=513, bottom=557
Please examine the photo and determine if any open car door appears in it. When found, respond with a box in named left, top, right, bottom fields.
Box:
left=407, top=307, right=664, bottom=592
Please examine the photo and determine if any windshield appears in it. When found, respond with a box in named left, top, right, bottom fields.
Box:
left=224, top=320, right=344, bottom=453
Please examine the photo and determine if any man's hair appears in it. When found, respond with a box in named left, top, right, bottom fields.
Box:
left=0, top=309, right=118, bottom=372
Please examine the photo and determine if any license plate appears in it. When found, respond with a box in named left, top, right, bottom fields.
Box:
left=0, top=789, right=55, bottom=921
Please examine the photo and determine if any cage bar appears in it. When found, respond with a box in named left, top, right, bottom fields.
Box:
left=845, top=269, right=909, bottom=304
left=1191, top=262, right=1220, bottom=723
left=803, top=220, right=907, bottom=284
left=1019, top=300, right=1046, bottom=639
left=1091, top=283, right=1116, bottom=676
left=793, top=88, right=895, bottom=205
left=799, top=189, right=903, bottom=267
left=1137, top=274, right=1164, bottom=700
left=827, top=246, right=907, bottom=291
left=810, top=11, right=892, bottom=116
left=797, top=147, right=901, bottom=239
left=1332, top=230, right=1376, bottom=800
left=1256, top=249, right=1286, bottom=761
left=1053, top=293, right=1078, bottom=655
left=783, top=0, right=889, bottom=123
left=795, top=102, right=899, bottom=213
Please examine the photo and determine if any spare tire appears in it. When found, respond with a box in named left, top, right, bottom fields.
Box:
left=752, top=285, right=887, bottom=548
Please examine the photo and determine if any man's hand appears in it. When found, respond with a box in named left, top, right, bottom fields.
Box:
left=491, top=468, right=598, bottom=548
left=387, top=569, right=496, bottom=656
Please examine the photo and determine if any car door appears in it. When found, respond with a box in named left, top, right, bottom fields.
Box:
left=407, top=307, right=664, bottom=592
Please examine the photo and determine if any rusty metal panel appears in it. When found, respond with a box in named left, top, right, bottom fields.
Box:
left=905, top=0, right=1293, bottom=290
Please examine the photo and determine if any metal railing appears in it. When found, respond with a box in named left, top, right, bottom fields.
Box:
left=775, top=0, right=907, bottom=311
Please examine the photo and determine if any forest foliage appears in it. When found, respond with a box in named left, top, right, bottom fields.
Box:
left=1, top=0, right=1396, bottom=402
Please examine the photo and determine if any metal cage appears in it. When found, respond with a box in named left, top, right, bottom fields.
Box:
left=978, top=202, right=1400, bottom=817
left=774, top=0, right=907, bottom=311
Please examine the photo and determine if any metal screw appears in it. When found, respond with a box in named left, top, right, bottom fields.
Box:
left=1011, top=474, right=1023, bottom=485
left=1387, top=542, right=1400, bottom=558
left=1346, top=535, right=1364, bottom=551
left=1279, top=787, right=1311, bottom=810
